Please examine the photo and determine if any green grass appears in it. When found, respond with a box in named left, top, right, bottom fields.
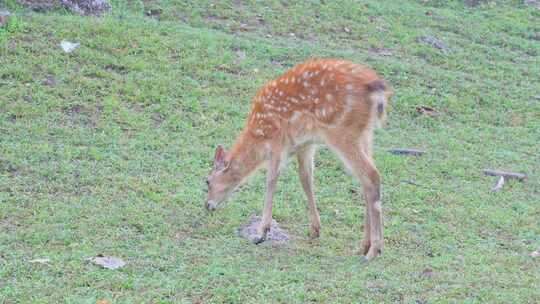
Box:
left=1, top=0, right=539, bottom=302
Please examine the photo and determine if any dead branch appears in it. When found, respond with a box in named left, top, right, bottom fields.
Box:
left=491, top=176, right=505, bottom=192
left=484, top=169, right=527, bottom=181
left=401, top=180, right=421, bottom=186
left=389, top=149, right=425, bottom=156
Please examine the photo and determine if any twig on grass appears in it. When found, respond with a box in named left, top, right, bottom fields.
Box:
left=484, top=169, right=527, bottom=181
left=491, top=176, right=505, bottom=192
left=484, top=169, right=526, bottom=192
left=389, top=149, right=425, bottom=156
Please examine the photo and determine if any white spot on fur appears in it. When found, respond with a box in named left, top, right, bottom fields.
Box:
left=290, top=112, right=301, bottom=122
left=373, top=200, right=382, bottom=212
left=351, top=66, right=363, bottom=74
left=346, top=84, right=354, bottom=90
left=326, top=93, right=334, bottom=101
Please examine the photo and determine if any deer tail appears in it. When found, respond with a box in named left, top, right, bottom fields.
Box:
left=366, top=80, right=392, bottom=128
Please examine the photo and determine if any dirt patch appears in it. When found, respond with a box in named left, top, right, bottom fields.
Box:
left=524, top=0, right=540, bottom=9
left=238, top=215, right=291, bottom=242
left=105, top=64, right=128, bottom=75
left=17, top=0, right=111, bottom=15
left=0, top=10, right=10, bottom=27
left=60, top=0, right=111, bottom=16
left=16, top=0, right=61, bottom=12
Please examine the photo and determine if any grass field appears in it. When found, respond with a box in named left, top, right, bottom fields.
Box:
left=1, top=0, right=539, bottom=303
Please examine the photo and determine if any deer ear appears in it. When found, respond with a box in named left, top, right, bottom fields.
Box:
left=214, top=145, right=227, bottom=168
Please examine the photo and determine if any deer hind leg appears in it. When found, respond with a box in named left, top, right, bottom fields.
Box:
left=297, top=145, right=321, bottom=239
left=360, top=200, right=371, bottom=255
left=253, top=147, right=283, bottom=244
left=326, top=133, right=383, bottom=261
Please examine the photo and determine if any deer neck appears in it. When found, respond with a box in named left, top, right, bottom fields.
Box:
left=227, top=131, right=269, bottom=182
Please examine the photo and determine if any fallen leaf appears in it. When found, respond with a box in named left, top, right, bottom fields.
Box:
left=416, top=105, right=440, bottom=117
left=421, top=267, right=435, bottom=278
left=418, top=35, right=449, bottom=52
left=87, top=255, right=126, bottom=269
left=235, top=50, right=247, bottom=61
left=60, top=40, right=80, bottom=53
left=42, top=74, right=56, bottom=86
left=529, top=250, right=540, bottom=258
left=145, top=8, right=162, bottom=17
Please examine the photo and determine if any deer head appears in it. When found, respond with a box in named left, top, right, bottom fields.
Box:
left=205, top=145, right=238, bottom=211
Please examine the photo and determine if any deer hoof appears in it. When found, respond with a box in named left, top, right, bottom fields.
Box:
left=360, top=255, right=370, bottom=263
left=252, top=236, right=266, bottom=244
left=309, top=226, right=320, bottom=239
left=360, top=239, right=371, bottom=255
left=365, top=244, right=382, bottom=261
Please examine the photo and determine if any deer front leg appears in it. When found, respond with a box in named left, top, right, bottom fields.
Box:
left=253, top=151, right=282, bottom=244
left=297, top=146, right=321, bottom=239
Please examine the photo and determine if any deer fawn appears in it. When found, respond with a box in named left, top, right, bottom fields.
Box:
left=206, top=59, right=393, bottom=261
